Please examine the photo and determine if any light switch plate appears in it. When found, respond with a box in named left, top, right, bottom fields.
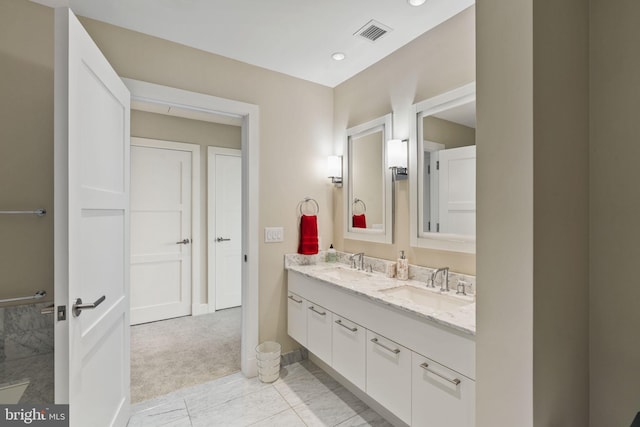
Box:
left=264, top=227, right=284, bottom=243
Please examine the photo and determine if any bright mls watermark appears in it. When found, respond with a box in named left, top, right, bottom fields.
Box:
left=1, top=405, right=68, bottom=426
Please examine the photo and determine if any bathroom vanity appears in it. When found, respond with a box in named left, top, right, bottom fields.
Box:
left=285, top=258, right=476, bottom=427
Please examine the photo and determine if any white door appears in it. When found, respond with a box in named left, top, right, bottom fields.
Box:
left=54, top=8, right=130, bottom=426
left=130, top=139, right=193, bottom=325
left=208, top=148, right=242, bottom=310
left=438, top=145, right=476, bottom=235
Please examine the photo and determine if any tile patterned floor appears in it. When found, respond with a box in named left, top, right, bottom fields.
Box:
left=127, top=360, right=392, bottom=427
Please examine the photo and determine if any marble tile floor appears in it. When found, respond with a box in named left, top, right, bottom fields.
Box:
left=128, top=359, right=393, bottom=427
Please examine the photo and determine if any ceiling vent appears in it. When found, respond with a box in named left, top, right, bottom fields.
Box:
left=355, top=20, right=392, bottom=42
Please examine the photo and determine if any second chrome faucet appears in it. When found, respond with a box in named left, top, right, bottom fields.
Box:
left=350, top=252, right=365, bottom=270
left=429, top=267, right=450, bottom=292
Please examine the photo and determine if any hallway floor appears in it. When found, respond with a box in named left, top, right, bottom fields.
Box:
left=131, top=307, right=241, bottom=403
left=127, top=359, right=392, bottom=427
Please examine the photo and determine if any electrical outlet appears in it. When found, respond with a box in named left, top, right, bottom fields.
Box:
left=264, top=227, right=284, bottom=243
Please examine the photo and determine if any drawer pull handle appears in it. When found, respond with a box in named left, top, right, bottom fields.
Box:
left=419, top=362, right=461, bottom=386
left=288, top=295, right=303, bottom=304
left=308, top=306, right=327, bottom=316
left=370, top=337, right=400, bottom=355
left=335, top=319, right=357, bottom=332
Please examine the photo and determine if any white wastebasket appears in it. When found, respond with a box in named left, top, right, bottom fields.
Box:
left=255, top=341, right=281, bottom=383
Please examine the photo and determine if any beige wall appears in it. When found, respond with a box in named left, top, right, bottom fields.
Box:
left=131, top=110, right=241, bottom=303
left=477, top=0, right=590, bottom=426
left=333, top=6, right=476, bottom=274
left=0, top=0, right=54, bottom=306
left=423, top=116, right=475, bottom=149
left=590, top=0, right=640, bottom=425
left=476, top=0, right=534, bottom=423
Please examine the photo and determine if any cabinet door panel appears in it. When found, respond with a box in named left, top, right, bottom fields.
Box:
left=307, top=301, right=332, bottom=364
left=412, top=352, right=475, bottom=427
left=287, top=292, right=307, bottom=346
left=332, top=314, right=366, bottom=390
left=366, top=331, right=411, bottom=424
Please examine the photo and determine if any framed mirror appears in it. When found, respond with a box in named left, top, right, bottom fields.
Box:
left=344, top=113, right=393, bottom=244
left=409, top=83, right=476, bottom=253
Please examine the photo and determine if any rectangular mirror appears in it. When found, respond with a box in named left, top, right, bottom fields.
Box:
left=410, top=83, right=476, bottom=253
left=344, top=113, right=393, bottom=244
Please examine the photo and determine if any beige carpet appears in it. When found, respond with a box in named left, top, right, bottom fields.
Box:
left=130, top=307, right=241, bottom=403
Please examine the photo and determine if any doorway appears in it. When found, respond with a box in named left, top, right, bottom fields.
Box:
left=128, top=112, right=244, bottom=402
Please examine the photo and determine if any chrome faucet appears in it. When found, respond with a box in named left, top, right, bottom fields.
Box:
left=350, top=252, right=365, bottom=270
left=431, top=267, right=450, bottom=292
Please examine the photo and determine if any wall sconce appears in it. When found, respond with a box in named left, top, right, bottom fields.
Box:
left=327, top=155, right=343, bottom=187
left=387, top=139, right=408, bottom=181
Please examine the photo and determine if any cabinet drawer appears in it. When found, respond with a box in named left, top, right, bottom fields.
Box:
left=366, top=331, right=411, bottom=424
left=412, top=351, right=475, bottom=427
left=332, top=314, right=366, bottom=391
left=307, top=301, right=332, bottom=365
left=287, top=292, right=307, bottom=346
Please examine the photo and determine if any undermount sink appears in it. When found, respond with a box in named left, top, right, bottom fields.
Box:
left=322, top=266, right=371, bottom=281
left=380, top=286, right=471, bottom=312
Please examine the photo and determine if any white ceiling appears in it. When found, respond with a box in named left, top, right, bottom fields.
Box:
left=35, top=0, right=474, bottom=88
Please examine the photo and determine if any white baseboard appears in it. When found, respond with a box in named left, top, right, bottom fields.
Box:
left=309, top=353, right=409, bottom=427
left=191, top=303, right=210, bottom=316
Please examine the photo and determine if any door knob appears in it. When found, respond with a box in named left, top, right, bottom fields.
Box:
left=216, top=237, right=231, bottom=242
left=176, top=238, right=191, bottom=245
left=72, top=295, right=106, bottom=317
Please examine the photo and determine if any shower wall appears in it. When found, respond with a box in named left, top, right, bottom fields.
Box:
left=0, top=302, right=54, bottom=403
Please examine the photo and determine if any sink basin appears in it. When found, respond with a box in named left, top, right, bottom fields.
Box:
left=322, top=266, right=370, bottom=281
left=380, top=286, right=471, bottom=311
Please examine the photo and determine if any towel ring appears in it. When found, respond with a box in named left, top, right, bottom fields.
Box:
left=299, top=197, right=319, bottom=216
left=353, top=198, right=366, bottom=215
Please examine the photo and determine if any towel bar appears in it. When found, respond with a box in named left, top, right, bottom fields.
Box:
left=0, top=209, right=46, bottom=217
left=0, top=290, right=47, bottom=304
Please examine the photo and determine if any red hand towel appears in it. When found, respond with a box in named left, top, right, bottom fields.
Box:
left=298, top=215, right=319, bottom=255
left=352, top=214, right=367, bottom=228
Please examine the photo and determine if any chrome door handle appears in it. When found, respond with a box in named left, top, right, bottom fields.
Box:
left=216, top=237, right=231, bottom=242
left=72, top=295, right=106, bottom=317
left=419, top=362, right=461, bottom=386
left=176, top=238, right=191, bottom=245
left=308, top=306, right=326, bottom=316
left=288, top=295, right=303, bottom=304
left=370, top=337, right=400, bottom=354
left=335, top=319, right=358, bottom=332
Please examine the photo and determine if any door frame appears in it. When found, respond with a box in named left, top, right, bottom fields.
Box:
left=123, top=78, right=259, bottom=377
left=130, top=137, right=202, bottom=318
left=207, top=146, right=242, bottom=312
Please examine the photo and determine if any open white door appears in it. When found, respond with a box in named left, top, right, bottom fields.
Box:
left=54, top=8, right=130, bottom=426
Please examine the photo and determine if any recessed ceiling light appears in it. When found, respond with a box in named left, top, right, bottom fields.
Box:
left=332, top=52, right=346, bottom=61
left=408, top=0, right=426, bottom=6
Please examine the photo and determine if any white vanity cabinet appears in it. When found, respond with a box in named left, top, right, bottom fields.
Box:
left=287, top=269, right=476, bottom=426
left=412, top=352, right=475, bottom=427
left=332, top=314, right=366, bottom=390
left=306, top=301, right=332, bottom=365
left=287, top=292, right=307, bottom=346
left=366, top=331, right=412, bottom=425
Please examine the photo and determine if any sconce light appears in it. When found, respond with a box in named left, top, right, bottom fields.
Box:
left=327, top=155, right=343, bottom=187
left=387, top=139, right=408, bottom=181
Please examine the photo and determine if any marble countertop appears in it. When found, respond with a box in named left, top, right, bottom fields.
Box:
left=286, top=260, right=476, bottom=336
